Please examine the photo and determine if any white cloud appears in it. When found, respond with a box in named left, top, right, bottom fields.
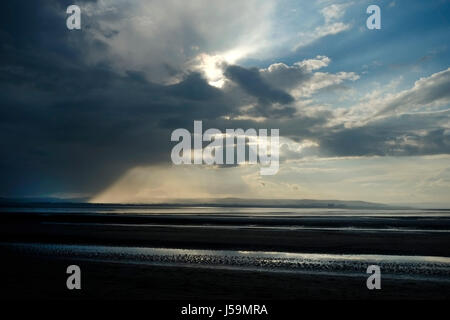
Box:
left=339, top=68, right=450, bottom=127
left=296, top=55, right=331, bottom=71
left=377, top=68, right=450, bottom=116
left=293, top=3, right=352, bottom=50
left=260, top=56, right=359, bottom=99
left=321, top=3, right=351, bottom=23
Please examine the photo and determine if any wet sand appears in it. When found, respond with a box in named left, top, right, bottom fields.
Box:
left=1, top=212, right=450, bottom=256
left=1, top=210, right=450, bottom=299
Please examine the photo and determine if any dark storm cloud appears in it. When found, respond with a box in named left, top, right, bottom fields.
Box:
left=225, top=65, right=294, bottom=105
left=223, top=65, right=297, bottom=118
left=0, top=0, right=231, bottom=196
left=318, top=111, right=450, bottom=157
left=0, top=60, right=229, bottom=196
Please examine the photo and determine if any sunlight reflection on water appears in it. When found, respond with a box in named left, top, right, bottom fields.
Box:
left=3, top=242, right=450, bottom=280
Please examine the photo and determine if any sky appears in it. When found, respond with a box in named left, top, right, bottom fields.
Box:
left=0, top=0, right=449, bottom=205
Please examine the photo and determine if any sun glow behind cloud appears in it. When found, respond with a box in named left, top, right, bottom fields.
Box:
left=189, top=47, right=253, bottom=87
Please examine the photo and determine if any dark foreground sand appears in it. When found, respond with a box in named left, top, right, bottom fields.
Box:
left=2, top=253, right=450, bottom=300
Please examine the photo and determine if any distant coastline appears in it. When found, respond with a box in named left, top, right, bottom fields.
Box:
left=0, top=197, right=413, bottom=210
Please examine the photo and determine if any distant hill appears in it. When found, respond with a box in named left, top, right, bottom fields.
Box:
left=160, top=198, right=405, bottom=209
left=0, top=196, right=89, bottom=204
left=0, top=196, right=407, bottom=210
